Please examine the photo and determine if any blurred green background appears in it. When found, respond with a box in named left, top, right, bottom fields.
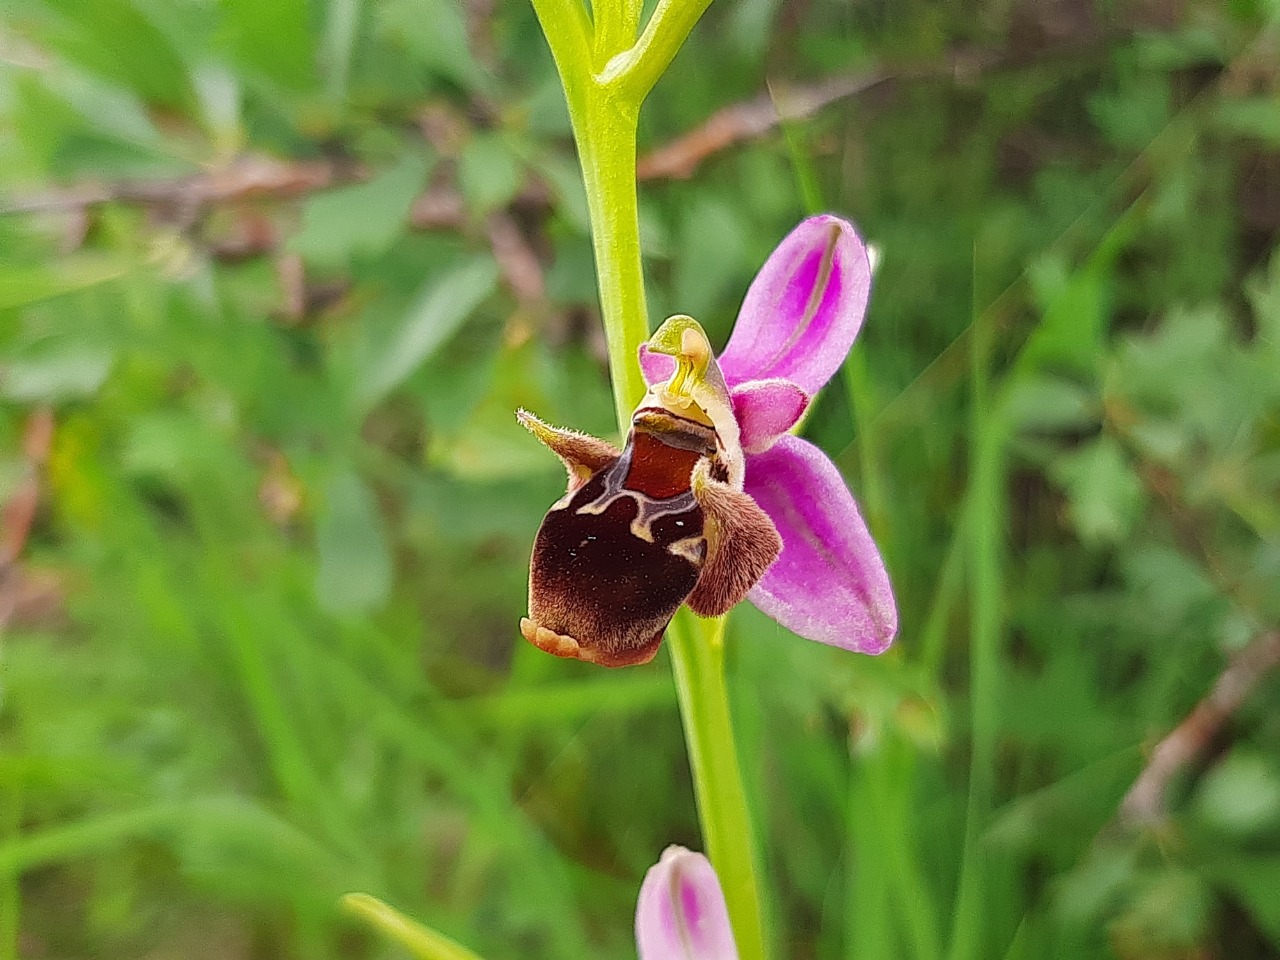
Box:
left=3, top=0, right=1280, bottom=957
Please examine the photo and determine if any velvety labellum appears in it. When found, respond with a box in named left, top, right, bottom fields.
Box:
left=523, top=414, right=710, bottom=666
left=519, top=405, right=781, bottom=667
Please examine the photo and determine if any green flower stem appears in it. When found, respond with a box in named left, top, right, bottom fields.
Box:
left=530, top=3, right=648, bottom=427
left=576, top=97, right=650, bottom=427
left=526, top=0, right=591, bottom=90
left=530, top=6, right=766, bottom=958
left=593, top=0, right=645, bottom=69
left=529, top=0, right=720, bottom=427
left=342, top=893, right=487, bottom=960
left=601, top=0, right=716, bottom=100
left=0, top=782, right=21, bottom=960
left=668, top=611, right=768, bottom=960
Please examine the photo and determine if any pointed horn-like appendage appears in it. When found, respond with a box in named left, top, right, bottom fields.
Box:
left=517, top=408, right=621, bottom=492
left=684, top=459, right=781, bottom=617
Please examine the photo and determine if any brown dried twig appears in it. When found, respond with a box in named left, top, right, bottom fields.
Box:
left=1119, top=629, right=1280, bottom=825
left=0, top=408, right=62, bottom=632
left=1, top=408, right=53, bottom=567
left=0, top=155, right=340, bottom=217
left=2, top=158, right=553, bottom=311
left=484, top=212, right=546, bottom=307
left=637, top=71, right=887, bottom=181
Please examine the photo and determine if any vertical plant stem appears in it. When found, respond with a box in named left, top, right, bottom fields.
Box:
left=846, top=755, right=892, bottom=960
left=529, top=4, right=764, bottom=955
left=575, top=89, right=768, bottom=960
left=580, top=95, right=769, bottom=950
left=668, top=611, right=768, bottom=960
left=575, top=97, right=650, bottom=427
left=946, top=256, right=1004, bottom=960
left=593, top=0, right=644, bottom=68
left=0, top=783, right=20, bottom=960
left=871, top=745, right=942, bottom=960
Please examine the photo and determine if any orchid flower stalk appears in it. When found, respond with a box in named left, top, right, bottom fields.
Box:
left=527, top=0, right=715, bottom=430
left=525, top=6, right=898, bottom=960
left=518, top=219, right=897, bottom=960
left=524, top=4, right=772, bottom=959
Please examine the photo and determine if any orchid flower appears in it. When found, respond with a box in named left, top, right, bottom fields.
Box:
left=635, top=846, right=738, bottom=960
left=518, top=215, right=897, bottom=666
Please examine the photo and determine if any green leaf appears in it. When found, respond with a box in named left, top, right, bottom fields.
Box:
left=31, top=0, right=192, bottom=107
left=529, top=153, right=590, bottom=233
left=1247, top=247, right=1280, bottom=350
left=353, top=254, right=499, bottom=410
left=0, top=260, right=125, bottom=310
left=1022, top=254, right=1108, bottom=377
left=726, top=0, right=783, bottom=58
left=1021, top=204, right=1140, bottom=378
left=1193, top=748, right=1280, bottom=837
left=1209, top=858, right=1280, bottom=946
left=314, top=468, right=392, bottom=615
left=319, top=0, right=361, bottom=103
left=122, top=413, right=208, bottom=481
left=218, top=0, right=315, bottom=89
left=1113, top=305, right=1230, bottom=413
left=423, top=333, right=619, bottom=481
left=2, top=343, right=113, bottom=403
left=433, top=402, right=552, bottom=479
left=1214, top=97, right=1280, bottom=148
left=1088, top=69, right=1171, bottom=149
left=341, top=893, right=486, bottom=960
left=293, top=151, right=432, bottom=266
left=376, top=0, right=488, bottom=93
left=44, top=66, right=174, bottom=155
left=1122, top=544, right=1221, bottom=631
left=1054, top=846, right=1136, bottom=925
left=1112, top=869, right=1212, bottom=949
left=177, top=798, right=349, bottom=906
left=1002, top=375, right=1099, bottom=434
left=674, top=194, right=748, bottom=321
left=1051, top=435, right=1146, bottom=544
left=458, top=133, right=523, bottom=216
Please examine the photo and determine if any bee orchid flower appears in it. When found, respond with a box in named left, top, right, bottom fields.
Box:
left=636, top=846, right=738, bottom=960
left=518, top=215, right=897, bottom=666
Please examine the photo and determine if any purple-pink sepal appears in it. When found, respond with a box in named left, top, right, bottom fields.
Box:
left=743, top=435, right=897, bottom=654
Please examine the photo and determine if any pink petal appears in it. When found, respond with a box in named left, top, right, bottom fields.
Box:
left=639, top=343, right=676, bottom=386
left=743, top=435, right=896, bottom=653
left=636, top=847, right=738, bottom=960
left=730, top=379, right=810, bottom=454
left=718, top=215, right=872, bottom=395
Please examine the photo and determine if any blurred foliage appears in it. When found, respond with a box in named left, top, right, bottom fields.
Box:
left=2, top=0, right=1280, bottom=958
